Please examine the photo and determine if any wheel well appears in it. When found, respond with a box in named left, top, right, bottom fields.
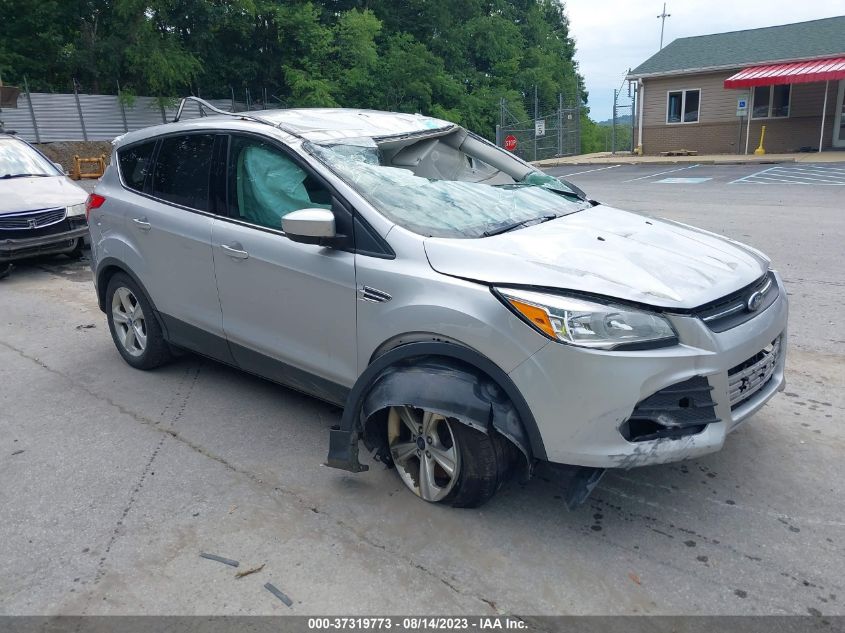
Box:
left=95, top=261, right=167, bottom=336
left=359, top=354, right=534, bottom=478
left=96, top=264, right=124, bottom=311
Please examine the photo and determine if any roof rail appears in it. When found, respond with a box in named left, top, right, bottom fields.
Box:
left=172, top=96, right=303, bottom=138
left=173, top=96, right=276, bottom=126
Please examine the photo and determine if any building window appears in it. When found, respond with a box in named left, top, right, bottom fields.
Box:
left=752, top=85, right=790, bottom=119
left=666, top=89, right=700, bottom=124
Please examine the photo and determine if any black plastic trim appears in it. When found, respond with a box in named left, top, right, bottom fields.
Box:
left=326, top=341, right=547, bottom=473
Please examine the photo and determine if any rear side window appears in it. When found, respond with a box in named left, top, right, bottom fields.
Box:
left=151, top=134, right=215, bottom=211
left=117, top=141, right=156, bottom=192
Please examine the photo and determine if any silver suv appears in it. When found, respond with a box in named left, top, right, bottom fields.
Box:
left=88, top=99, right=788, bottom=507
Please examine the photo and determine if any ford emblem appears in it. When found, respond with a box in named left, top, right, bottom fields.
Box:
left=746, top=290, right=764, bottom=312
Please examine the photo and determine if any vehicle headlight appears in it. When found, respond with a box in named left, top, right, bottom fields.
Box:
left=67, top=203, right=86, bottom=217
left=495, top=287, right=677, bottom=350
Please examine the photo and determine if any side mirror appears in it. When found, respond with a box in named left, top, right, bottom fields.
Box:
left=53, top=162, right=68, bottom=175
left=281, top=208, right=336, bottom=245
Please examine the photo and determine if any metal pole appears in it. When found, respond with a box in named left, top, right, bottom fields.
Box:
left=611, top=89, right=617, bottom=154
left=231, top=87, right=235, bottom=112
left=246, top=88, right=251, bottom=111
left=819, top=80, right=829, bottom=153
left=72, top=78, right=88, bottom=141
left=496, top=124, right=501, bottom=147
left=657, top=3, right=671, bottom=50
left=575, top=90, right=581, bottom=154
left=745, top=97, right=752, bottom=154
left=558, top=93, right=563, bottom=156
left=533, top=85, right=538, bottom=162
left=23, top=76, right=40, bottom=143
left=631, top=85, right=636, bottom=153
left=116, top=81, right=129, bottom=132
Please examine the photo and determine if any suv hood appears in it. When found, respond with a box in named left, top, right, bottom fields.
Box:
left=0, top=176, right=88, bottom=215
left=424, top=205, right=770, bottom=310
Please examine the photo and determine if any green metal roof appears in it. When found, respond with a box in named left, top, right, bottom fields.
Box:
left=630, top=16, right=845, bottom=78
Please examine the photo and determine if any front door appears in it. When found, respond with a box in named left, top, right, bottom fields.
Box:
left=833, top=80, right=845, bottom=148
left=212, top=134, right=357, bottom=404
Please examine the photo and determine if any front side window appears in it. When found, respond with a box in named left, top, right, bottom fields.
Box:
left=151, top=134, right=215, bottom=211
left=118, top=141, right=156, bottom=192
left=753, top=85, right=790, bottom=119
left=666, top=89, right=700, bottom=123
left=307, top=131, right=589, bottom=239
left=227, top=136, right=332, bottom=230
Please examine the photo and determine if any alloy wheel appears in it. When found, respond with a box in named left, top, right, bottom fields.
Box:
left=387, top=406, right=461, bottom=502
left=111, top=287, right=147, bottom=357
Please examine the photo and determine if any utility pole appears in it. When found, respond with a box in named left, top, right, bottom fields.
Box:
left=657, top=2, right=671, bottom=50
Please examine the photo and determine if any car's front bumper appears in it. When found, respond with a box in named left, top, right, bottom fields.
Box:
left=0, top=223, right=88, bottom=262
left=508, top=272, right=789, bottom=469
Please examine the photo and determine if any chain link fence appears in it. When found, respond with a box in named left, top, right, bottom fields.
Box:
left=495, top=90, right=580, bottom=161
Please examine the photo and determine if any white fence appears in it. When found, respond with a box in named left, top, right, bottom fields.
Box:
left=0, top=93, right=243, bottom=143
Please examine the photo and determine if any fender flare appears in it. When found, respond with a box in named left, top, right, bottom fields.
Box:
left=95, top=257, right=169, bottom=336
left=327, top=341, right=547, bottom=473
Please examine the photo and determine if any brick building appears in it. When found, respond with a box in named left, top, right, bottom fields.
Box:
left=628, top=16, right=845, bottom=155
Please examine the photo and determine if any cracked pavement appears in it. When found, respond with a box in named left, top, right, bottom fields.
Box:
left=1, top=168, right=843, bottom=615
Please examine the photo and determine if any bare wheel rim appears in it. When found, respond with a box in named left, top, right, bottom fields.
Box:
left=111, top=286, right=147, bottom=357
left=387, top=406, right=461, bottom=502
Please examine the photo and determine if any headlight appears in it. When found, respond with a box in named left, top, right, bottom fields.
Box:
left=496, top=287, right=677, bottom=350
left=67, top=203, right=86, bottom=217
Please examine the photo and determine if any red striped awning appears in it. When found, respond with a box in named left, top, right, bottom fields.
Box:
left=724, top=57, right=845, bottom=88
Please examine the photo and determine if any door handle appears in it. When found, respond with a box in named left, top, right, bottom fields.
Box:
left=132, top=217, right=151, bottom=231
left=220, top=243, right=249, bottom=259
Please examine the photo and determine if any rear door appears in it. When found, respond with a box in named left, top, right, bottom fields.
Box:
left=211, top=134, right=357, bottom=404
left=121, top=132, right=232, bottom=362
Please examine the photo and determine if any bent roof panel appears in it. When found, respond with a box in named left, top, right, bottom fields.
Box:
left=630, top=16, right=845, bottom=78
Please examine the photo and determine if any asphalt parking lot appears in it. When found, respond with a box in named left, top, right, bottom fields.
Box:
left=1, top=164, right=843, bottom=616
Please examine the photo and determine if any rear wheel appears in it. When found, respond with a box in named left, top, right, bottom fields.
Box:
left=387, top=405, right=512, bottom=507
left=106, top=273, right=171, bottom=370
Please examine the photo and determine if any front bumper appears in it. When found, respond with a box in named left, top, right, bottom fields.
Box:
left=0, top=224, right=88, bottom=262
left=508, top=272, right=789, bottom=469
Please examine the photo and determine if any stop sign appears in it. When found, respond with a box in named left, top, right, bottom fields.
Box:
left=504, top=135, right=517, bottom=151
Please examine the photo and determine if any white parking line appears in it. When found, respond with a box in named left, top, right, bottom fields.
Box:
left=621, top=164, right=700, bottom=183
left=558, top=164, right=622, bottom=177
left=732, top=164, right=845, bottom=185
left=760, top=171, right=845, bottom=184
left=729, top=166, right=778, bottom=184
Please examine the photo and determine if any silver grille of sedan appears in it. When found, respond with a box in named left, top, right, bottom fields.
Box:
left=728, top=337, right=781, bottom=409
left=0, top=207, right=67, bottom=230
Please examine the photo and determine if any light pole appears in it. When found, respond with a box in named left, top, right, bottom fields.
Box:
left=657, top=3, right=671, bottom=50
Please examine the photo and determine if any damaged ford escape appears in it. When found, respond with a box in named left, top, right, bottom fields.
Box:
left=88, top=98, right=787, bottom=507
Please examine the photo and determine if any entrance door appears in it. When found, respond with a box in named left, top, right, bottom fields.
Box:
left=834, top=80, right=845, bottom=148
left=212, top=134, right=357, bottom=405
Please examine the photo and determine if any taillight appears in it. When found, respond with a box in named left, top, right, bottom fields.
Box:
left=86, top=193, right=106, bottom=221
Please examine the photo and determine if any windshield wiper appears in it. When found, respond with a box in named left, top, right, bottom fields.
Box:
left=1, top=173, right=50, bottom=179
left=483, top=214, right=558, bottom=237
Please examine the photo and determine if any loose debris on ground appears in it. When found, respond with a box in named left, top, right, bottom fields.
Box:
left=199, top=552, right=240, bottom=568
left=264, top=582, right=293, bottom=607
left=235, top=564, right=265, bottom=579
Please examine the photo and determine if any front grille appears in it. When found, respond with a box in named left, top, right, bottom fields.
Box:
left=0, top=207, right=66, bottom=230
left=620, top=376, right=720, bottom=442
left=694, top=272, right=778, bottom=333
left=728, top=337, right=781, bottom=409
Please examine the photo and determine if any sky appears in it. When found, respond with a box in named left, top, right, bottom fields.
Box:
left=565, top=0, right=845, bottom=121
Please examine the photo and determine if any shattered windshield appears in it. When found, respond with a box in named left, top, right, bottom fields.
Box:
left=306, top=135, right=588, bottom=239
